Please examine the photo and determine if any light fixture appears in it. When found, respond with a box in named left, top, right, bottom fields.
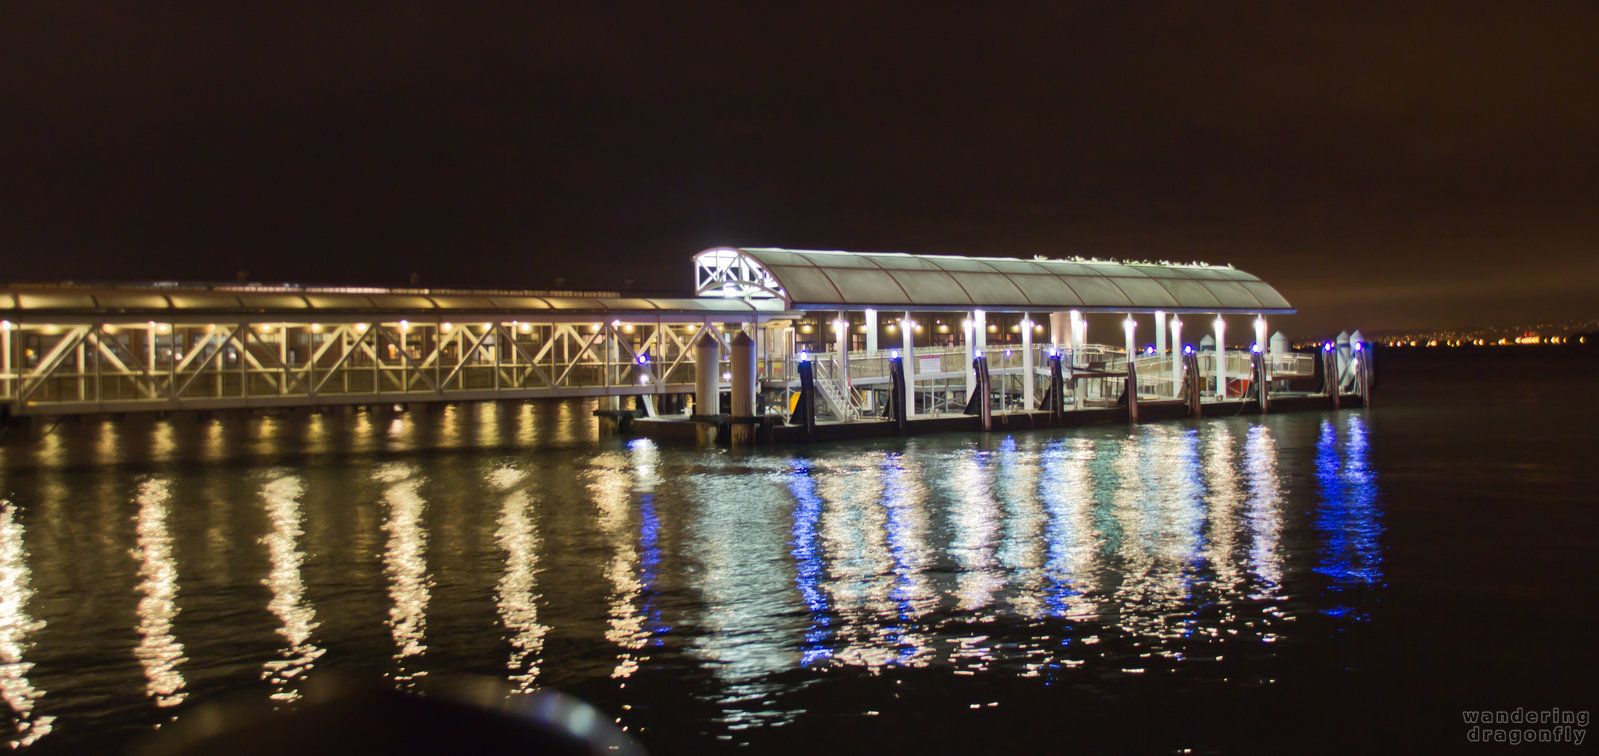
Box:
left=890, top=349, right=900, bottom=359
left=441, top=322, right=453, bottom=332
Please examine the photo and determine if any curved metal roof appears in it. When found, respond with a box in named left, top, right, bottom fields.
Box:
left=717, top=248, right=1294, bottom=313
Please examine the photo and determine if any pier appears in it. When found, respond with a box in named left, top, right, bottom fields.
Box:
left=0, top=248, right=1374, bottom=439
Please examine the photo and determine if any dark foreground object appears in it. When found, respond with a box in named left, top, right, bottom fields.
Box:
left=135, top=677, right=644, bottom=756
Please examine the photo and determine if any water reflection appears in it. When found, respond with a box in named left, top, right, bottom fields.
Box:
left=260, top=474, right=322, bottom=702
left=589, top=452, right=646, bottom=680
left=132, top=479, right=187, bottom=707
left=0, top=401, right=1392, bottom=750
left=491, top=466, right=547, bottom=692
left=0, top=501, right=54, bottom=747
left=1315, top=415, right=1385, bottom=620
left=376, top=464, right=429, bottom=685
left=689, top=459, right=801, bottom=730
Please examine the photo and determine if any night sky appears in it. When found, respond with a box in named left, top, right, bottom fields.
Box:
left=4, top=2, right=1596, bottom=335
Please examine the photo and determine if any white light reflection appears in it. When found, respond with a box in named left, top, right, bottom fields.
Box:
left=948, top=453, right=1001, bottom=613
left=260, top=474, right=323, bottom=702
left=1243, top=425, right=1285, bottom=598
left=817, top=454, right=898, bottom=669
left=995, top=437, right=1048, bottom=621
left=1040, top=437, right=1101, bottom=625
left=376, top=464, right=429, bottom=686
left=132, top=479, right=187, bottom=707
left=490, top=466, right=547, bottom=692
left=945, top=450, right=1001, bottom=673
left=690, top=460, right=802, bottom=732
left=1203, top=426, right=1244, bottom=596
left=0, top=501, right=55, bottom=747
left=878, top=452, right=935, bottom=667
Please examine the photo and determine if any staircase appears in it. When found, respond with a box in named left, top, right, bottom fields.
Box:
left=812, top=357, right=859, bottom=421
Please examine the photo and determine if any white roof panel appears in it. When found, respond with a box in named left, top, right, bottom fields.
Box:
left=729, top=248, right=1294, bottom=313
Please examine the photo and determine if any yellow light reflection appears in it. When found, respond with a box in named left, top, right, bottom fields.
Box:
left=132, top=479, right=187, bottom=707
left=588, top=454, right=645, bottom=679
left=260, top=475, right=323, bottom=702
left=376, top=464, right=429, bottom=686
left=490, top=467, right=547, bottom=692
left=0, top=501, right=55, bottom=748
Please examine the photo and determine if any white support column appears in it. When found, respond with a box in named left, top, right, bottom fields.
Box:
left=974, top=309, right=987, bottom=355
left=1155, top=310, right=1166, bottom=360
left=1123, top=313, right=1136, bottom=359
left=864, top=308, right=878, bottom=354
left=1069, top=310, right=1084, bottom=365
left=962, top=314, right=976, bottom=403
left=834, top=312, right=850, bottom=388
left=1213, top=315, right=1227, bottom=400
left=604, top=324, right=621, bottom=410
left=1021, top=313, right=1034, bottom=411
left=1170, top=315, right=1184, bottom=398
left=146, top=322, right=158, bottom=394
left=901, top=313, right=916, bottom=418
left=694, top=330, right=719, bottom=416
left=1254, top=314, right=1268, bottom=382
left=1, top=321, right=10, bottom=400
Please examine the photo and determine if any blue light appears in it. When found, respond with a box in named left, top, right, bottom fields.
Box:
left=974, top=348, right=982, bottom=359
left=1251, top=343, right=1262, bottom=354
left=889, top=348, right=900, bottom=360
left=1324, top=341, right=1334, bottom=352
left=798, top=350, right=810, bottom=363
left=1144, top=345, right=1156, bottom=355
left=636, top=353, right=649, bottom=365
left=1004, top=349, right=1013, bottom=358
left=1353, top=342, right=1363, bottom=352
left=1049, top=345, right=1059, bottom=357
left=1183, top=345, right=1194, bottom=355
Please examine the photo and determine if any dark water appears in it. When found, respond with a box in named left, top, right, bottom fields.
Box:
left=0, top=348, right=1593, bottom=753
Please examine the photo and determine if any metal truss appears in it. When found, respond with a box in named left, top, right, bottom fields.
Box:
left=0, top=318, right=740, bottom=416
